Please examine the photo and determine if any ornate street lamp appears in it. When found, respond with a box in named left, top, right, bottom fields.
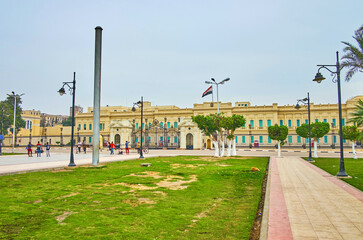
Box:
left=132, top=97, right=144, bottom=158
left=313, top=51, right=347, bottom=177
left=205, top=77, right=230, bottom=156
left=295, top=92, right=313, bottom=161
left=58, top=72, right=76, bottom=167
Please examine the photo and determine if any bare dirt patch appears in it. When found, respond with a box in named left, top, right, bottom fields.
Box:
left=56, top=192, right=80, bottom=199
left=215, top=163, right=231, bottom=167
left=156, top=175, right=197, bottom=190
left=33, top=199, right=43, bottom=204
left=126, top=171, right=164, bottom=179
left=153, top=191, right=167, bottom=197
left=171, top=164, right=206, bottom=169
left=55, top=211, right=76, bottom=224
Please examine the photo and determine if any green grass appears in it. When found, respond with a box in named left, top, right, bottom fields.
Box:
left=308, top=157, right=363, bottom=191
left=0, top=153, right=26, bottom=156
left=0, top=156, right=268, bottom=239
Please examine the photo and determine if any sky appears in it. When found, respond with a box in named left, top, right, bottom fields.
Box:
left=0, top=0, right=362, bottom=115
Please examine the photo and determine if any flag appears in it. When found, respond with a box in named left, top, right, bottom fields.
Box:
left=202, top=86, right=212, bottom=98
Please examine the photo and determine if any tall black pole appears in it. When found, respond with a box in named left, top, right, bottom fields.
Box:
left=69, top=72, right=76, bottom=167
left=336, top=51, right=347, bottom=176
left=139, top=96, right=144, bottom=158
left=307, top=92, right=313, bottom=161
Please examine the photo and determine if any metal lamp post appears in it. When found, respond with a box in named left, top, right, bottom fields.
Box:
left=7, top=92, right=24, bottom=153
left=295, top=92, right=313, bottom=161
left=313, top=51, right=347, bottom=177
left=205, top=77, right=230, bottom=156
left=58, top=72, right=76, bottom=167
left=132, top=96, right=144, bottom=158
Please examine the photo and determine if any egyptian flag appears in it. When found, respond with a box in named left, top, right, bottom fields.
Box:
left=202, top=86, right=212, bottom=98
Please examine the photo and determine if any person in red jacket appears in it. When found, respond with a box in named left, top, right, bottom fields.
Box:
left=110, top=142, right=115, bottom=155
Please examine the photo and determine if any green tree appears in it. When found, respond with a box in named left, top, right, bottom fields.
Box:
left=192, top=114, right=222, bottom=157
left=296, top=124, right=309, bottom=139
left=348, top=99, right=363, bottom=127
left=222, top=114, right=246, bottom=156
left=1, top=95, right=25, bottom=135
left=62, top=116, right=74, bottom=126
left=341, top=25, right=363, bottom=81
left=341, top=125, right=360, bottom=159
left=268, top=124, right=288, bottom=157
left=310, top=122, right=330, bottom=158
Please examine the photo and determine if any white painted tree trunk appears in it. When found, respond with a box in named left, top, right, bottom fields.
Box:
left=227, top=140, right=231, bottom=156
left=314, top=140, right=318, bottom=158
left=213, top=141, right=219, bottom=157
left=232, top=140, right=237, bottom=156
left=352, top=142, right=357, bottom=159
left=220, top=141, right=225, bottom=157
left=277, top=141, right=281, bottom=157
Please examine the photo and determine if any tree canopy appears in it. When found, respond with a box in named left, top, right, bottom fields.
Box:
left=310, top=122, right=330, bottom=140
left=348, top=99, right=363, bottom=127
left=341, top=25, right=363, bottom=81
left=268, top=124, right=288, bottom=142
left=296, top=124, right=309, bottom=139
left=341, top=125, right=360, bottom=141
left=222, top=114, right=246, bottom=140
left=0, top=94, right=25, bottom=135
left=62, top=116, right=74, bottom=127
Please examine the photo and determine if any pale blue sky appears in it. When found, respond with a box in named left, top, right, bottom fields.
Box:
left=0, top=0, right=362, bottom=115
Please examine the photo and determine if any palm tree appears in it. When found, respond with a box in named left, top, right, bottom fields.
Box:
left=349, top=99, right=363, bottom=126
left=341, top=25, right=363, bottom=81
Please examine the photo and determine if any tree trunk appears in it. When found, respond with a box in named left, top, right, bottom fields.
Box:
left=314, top=139, right=318, bottom=158
left=232, top=139, right=237, bottom=156
left=227, top=139, right=231, bottom=156
left=220, top=141, right=225, bottom=157
left=213, top=141, right=219, bottom=157
left=277, top=141, right=281, bottom=157
left=352, top=142, right=357, bottom=159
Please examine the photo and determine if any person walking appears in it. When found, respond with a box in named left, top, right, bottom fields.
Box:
left=77, top=141, right=81, bottom=154
left=45, top=142, right=50, bottom=157
left=36, top=141, right=42, bottom=157
left=82, top=140, right=87, bottom=154
left=125, top=141, right=129, bottom=154
left=110, top=142, right=115, bottom=155
left=26, top=142, right=33, bottom=157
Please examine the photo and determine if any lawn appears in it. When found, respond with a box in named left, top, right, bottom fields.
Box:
left=0, top=156, right=268, bottom=239
left=0, top=153, right=26, bottom=156
left=309, top=157, right=363, bottom=191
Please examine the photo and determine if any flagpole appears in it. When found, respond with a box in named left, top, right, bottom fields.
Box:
left=211, top=85, right=214, bottom=103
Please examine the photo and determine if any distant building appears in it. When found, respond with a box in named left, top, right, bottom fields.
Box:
left=70, top=105, right=83, bottom=116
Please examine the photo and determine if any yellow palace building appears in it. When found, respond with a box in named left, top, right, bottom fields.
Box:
left=3, top=96, right=363, bottom=149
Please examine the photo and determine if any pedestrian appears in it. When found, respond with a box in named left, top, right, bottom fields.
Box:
left=77, top=141, right=81, bottom=154
left=125, top=141, right=129, bottom=155
left=26, top=142, right=33, bottom=157
left=136, top=142, right=140, bottom=153
left=110, top=141, right=115, bottom=155
left=82, top=140, right=87, bottom=153
left=45, top=142, right=50, bottom=157
left=36, top=141, right=42, bottom=157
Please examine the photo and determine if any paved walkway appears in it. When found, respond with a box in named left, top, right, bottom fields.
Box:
left=266, top=156, right=363, bottom=240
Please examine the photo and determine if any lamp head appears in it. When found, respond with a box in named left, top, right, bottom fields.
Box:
left=221, top=78, right=230, bottom=83
left=295, top=104, right=301, bottom=109
left=205, top=81, right=213, bottom=84
left=313, top=72, right=325, bottom=83
left=132, top=106, right=136, bottom=112
left=58, top=87, right=66, bottom=96
left=211, top=78, right=216, bottom=82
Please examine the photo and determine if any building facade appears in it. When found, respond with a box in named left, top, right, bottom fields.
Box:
left=73, top=96, right=363, bottom=149
left=3, top=96, right=363, bottom=148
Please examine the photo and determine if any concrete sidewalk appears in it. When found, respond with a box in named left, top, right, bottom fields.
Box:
left=264, top=156, right=363, bottom=240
